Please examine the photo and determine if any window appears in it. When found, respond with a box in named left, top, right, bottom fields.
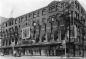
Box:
left=33, top=12, right=37, bottom=18
left=75, top=1, right=77, bottom=8
left=48, top=15, right=56, bottom=23
left=75, top=1, right=79, bottom=10
left=18, top=17, right=21, bottom=23
left=15, top=26, right=18, bottom=32
left=60, top=19, right=64, bottom=26
left=37, top=11, right=39, bottom=17
left=26, top=22, right=27, bottom=26
left=75, top=11, right=78, bottom=19
left=36, top=35, right=40, bottom=43
left=9, top=28, right=11, bottom=33
left=42, top=8, right=47, bottom=15
left=28, top=13, right=32, bottom=18
left=42, top=18, right=46, bottom=23
left=24, top=15, right=27, bottom=21
left=81, top=16, right=85, bottom=24
left=81, top=16, right=83, bottom=22
left=56, top=2, right=63, bottom=11
left=41, top=34, right=46, bottom=42
left=77, top=3, right=79, bottom=10
left=54, top=30, right=58, bottom=41
left=47, top=33, right=51, bottom=42
left=33, top=11, right=39, bottom=18
left=49, top=4, right=56, bottom=13
left=23, top=15, right=26, bottom=22
left=6, top=29, right=8, bottom=37
left=9, top=21, right=11, bottom=26
left=19, top=25, right=20, bottom=28
left=75, top=36, right=80, bottom=43
left=81, top=8, right=84, bottom=15
left=57, top=2, right=61, bottom=7
left=77, top=13, right=79, bottom=20
left=20, top=16, right=23, bottom=22
left=6, top=22, right=7, bottom=27
left=12, top=27, right=14, bottom=32
left=63, top=2, right=69, bottom=9
left=11, top=20, right=13, bottom=25
left=15, top=19, right=17, bottom=24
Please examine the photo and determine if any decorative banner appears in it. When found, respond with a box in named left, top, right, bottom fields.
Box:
left=22, top=27, right=30, bottom=39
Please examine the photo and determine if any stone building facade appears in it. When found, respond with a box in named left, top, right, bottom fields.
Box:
left=1, top=0, right=86, bottom=57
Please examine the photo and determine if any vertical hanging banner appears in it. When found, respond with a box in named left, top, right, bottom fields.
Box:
left=22, top=27, right=30, bottom=39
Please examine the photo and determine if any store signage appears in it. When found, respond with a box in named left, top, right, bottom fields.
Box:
left=22, top=27, right=30, bottom=39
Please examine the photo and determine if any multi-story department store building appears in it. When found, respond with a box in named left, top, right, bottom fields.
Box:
left=0, top=0, right=86, bottom=57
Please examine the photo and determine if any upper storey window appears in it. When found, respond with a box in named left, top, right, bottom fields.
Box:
left=6, top=22, right=7, bottom=27
left=33, top=12, right=37, bottom=18
left=33, top=11, right=39, bottom=18
left=15, top=26, right=18, bottom=32
left=15, top=18, right=17, bottom=24
left=20, top=16, right=24, bottom=22
left=7, top=18, right=14, bottom=26
left=11, top=20, right=13, bottom=25
left=42, top=8, right=47, bottom=15
left=9, top=21, right=11, bottom=26
left=23, top=15, right=27, bottom=21
left=18, top=17, right=21, bottom=23
left=81, top=8, right=84, bottom=16
left=28, top=13, right=32, bottom=18
left=49, top=4, right=56, bottom=13
left=23, top=15, right=27, bottom=22
left=56, top=2, right=63, bottom=12
left=75, top=1, right=79, bottom=10
left=25, top=14, right=28, bottom=21
left=15, top=17, right=22, bottom=24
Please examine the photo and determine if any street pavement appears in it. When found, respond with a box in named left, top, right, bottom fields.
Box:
left=0, top=55, right=86, bottom=59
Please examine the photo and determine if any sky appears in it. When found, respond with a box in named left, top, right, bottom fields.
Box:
left=0, top=0, right=86, bottom=18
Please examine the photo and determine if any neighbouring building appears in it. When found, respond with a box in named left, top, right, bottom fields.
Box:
left=0, top=0, right=86, bottom=57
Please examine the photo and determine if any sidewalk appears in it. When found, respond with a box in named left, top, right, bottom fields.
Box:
left=0, top=55, right=86, bottom=59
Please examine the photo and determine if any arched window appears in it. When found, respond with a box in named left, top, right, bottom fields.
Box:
left=15, top=26, right=18, bottom=31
